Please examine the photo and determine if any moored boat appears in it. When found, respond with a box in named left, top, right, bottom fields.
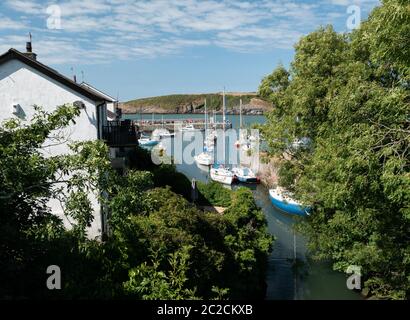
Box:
left=138, top=137, right=159, bottom=147
left=232, top=167, right=260, bottom=184
left=152, top=128, right=175, bottom=139
left=181, top=124, right=202, bottom=132
left=268, top=187, right=309, bottom=216
left=194, top=152, right=214, bottom=166
left=210, top=164, right=235, bottom=185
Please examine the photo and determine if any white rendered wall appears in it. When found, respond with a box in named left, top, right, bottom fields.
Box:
left=0, top=59, right=104, bottom=239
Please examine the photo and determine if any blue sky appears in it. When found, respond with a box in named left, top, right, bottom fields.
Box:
left=0, top=0, right=380, bottom=101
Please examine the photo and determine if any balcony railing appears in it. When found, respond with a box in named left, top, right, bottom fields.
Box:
left=102, top=120, right=138, bottom=147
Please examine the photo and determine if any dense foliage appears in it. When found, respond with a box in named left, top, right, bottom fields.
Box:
left=260, top=0, right=409, bottom=299
left=0, top=106, right=272, bottom=299
left=197, top=181, right=232, bottom=207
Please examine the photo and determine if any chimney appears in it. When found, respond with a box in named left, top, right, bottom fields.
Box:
left=25, top=33, right=37, bottom=60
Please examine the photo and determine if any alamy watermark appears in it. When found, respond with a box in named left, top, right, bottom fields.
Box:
left=346, top=5, right=361, bottom=30
left=46, top=5, right=62, bottom=30
left=346, top=265, right=361, bottom=290
left=46, top=265, right=61, bottom=290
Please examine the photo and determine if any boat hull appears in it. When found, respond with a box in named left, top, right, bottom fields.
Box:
left=139, top=139, right=159, bottom=147
left=194, top=155, right=213, bottom=166
left=269, top=191, right=308, bottom=216
left=236, top=176, right=260, bottom=184
left=210, top=170, right=234, bottom=185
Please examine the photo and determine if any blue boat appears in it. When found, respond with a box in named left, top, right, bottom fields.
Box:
left=269, top=188, right=310, bottom=217
left=138, top=137, right=159, bottom=147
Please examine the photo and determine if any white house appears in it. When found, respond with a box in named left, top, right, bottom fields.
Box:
left=80, top=81, right=119, bottom=121
left=0, top=43, right=137, bottom=239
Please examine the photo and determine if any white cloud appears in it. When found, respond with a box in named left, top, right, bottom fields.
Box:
left=5, top=0, right=44, bottom=15
left=0, top=15, right=27, bottom=30
left=326, top=0, right=379, bottom=5
left=1, top=0, right=380, bottom=64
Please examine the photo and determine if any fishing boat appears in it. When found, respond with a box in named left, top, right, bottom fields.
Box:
left=268, top=187, right=310, bottom=216
left=210, top=164, right=235, bottom=185
left=194, top=152, right=214, bottom=166
left=232, top=167, right=260, bottom=184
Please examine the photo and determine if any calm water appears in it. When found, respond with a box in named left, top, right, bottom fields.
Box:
left=124, top=113, right=360, bottom=300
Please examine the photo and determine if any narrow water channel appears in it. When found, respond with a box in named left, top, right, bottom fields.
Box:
left=125, top=113, right=360, bottom=300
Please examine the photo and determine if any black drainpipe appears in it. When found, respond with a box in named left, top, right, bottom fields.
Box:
left=96, top=101, right=105, bottom=140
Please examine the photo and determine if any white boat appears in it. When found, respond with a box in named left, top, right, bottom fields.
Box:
left=152, top=128, right=175, bottom=139
left=248, top=135, right=258, bottom=142
left=242, top=143, right=252, bottom=152
left=194, top=152, right=214, bottom=166
left=290, top=137, right=311, bottom=151
left=204, top=136, right=215, bottom=147
left=210, top=164, right=235, bottom=185
left=235, top=100, right=247, bottom=148
left=181, top=124, right=201, bottom=132
left=232, top=166, right=260, bottom=184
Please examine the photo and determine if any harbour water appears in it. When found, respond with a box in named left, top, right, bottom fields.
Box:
left=124, top=113, right=360, bottom=300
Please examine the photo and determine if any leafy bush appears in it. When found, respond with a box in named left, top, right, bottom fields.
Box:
left=197, top=181, right=232, bottom=207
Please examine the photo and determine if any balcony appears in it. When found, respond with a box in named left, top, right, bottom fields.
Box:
left=102, top=120, right=138, bottom=147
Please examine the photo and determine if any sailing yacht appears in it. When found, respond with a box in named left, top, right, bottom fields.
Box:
left=194, top=152, right=214, bottom=166
left=232, top=166, right=260, bottom=184
left=195, top=99, right=215, bottom=166
left=269, top=187, right=310, bottom=216
left=210, top=164, right=235, bottom=185
left=209, top=91, right=236, bottom=185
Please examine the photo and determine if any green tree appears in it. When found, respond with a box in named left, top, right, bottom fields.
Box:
left=261, top=1, right=410, bottom=299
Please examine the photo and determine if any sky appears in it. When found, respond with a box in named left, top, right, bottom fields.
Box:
left=0, top=0, right=380, bottom=101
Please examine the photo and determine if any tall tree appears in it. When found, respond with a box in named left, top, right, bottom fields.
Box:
left=261, top=1, right=409, bottom=299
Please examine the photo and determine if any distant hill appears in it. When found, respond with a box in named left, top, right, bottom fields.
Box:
left=120, top=92, right=273, bottom=115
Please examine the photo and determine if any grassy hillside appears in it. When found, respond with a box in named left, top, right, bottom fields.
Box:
left=121, top=93, right=271, bottom=114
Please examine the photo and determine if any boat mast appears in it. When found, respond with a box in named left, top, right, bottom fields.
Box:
left=204, top=98, right=207, bottom=132
left=239, top=98, right=242, bottom=129
left=222, top=87, right=226, bottom=130
left=222, top=88, right=226, bottom=163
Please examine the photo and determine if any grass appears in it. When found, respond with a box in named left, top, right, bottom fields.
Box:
left=124, top=93, right=259, bottom=111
